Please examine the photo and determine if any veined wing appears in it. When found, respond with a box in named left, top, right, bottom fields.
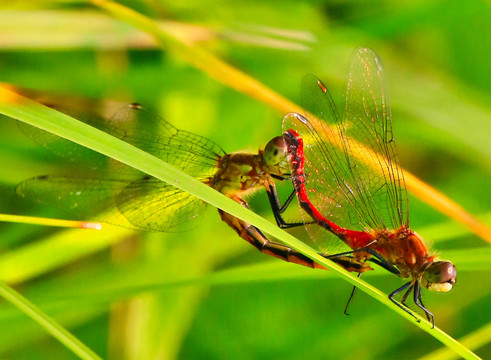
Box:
left=110, top=105, right=225, bottom=178
left=343, top=47, right=408, bottom=230
left=16, top=176, right=208, bottom=232
left=18, top=104, right=225, bottom=231
left=283, top=47, right=407, bottom=250
left=18, top=104, right=226, bottom=179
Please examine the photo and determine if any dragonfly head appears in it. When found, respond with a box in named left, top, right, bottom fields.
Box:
left=263, top=136, right=290, bottom=176
left=422, top=261, right=457, bottom=293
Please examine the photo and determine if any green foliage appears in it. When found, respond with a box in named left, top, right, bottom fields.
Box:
left=0, top=1, right=489, bottom=359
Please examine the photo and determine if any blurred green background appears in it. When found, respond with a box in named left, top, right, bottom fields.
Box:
left=0, top=0, right=490, bottom=359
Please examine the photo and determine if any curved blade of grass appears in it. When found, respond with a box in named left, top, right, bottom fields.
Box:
left=0, top=281, right=101, bottom=360
left=418, top=322, right=491, bottom=360
left=89, top=0, right=491, bottom=243
left=0, top=87, right=481, bottom=360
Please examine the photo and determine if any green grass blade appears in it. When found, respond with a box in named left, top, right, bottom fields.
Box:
left=0, top=86, right=481, bottom=359
left=0, top=281, right=101, bottom=360
left=418, top=322, right=491, bottom=360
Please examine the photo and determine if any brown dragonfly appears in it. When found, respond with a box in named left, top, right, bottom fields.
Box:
left=17, top=103, right=370, bottom=273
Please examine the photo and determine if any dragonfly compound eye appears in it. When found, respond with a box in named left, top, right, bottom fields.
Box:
left=422, top=261, right=457, bottom=293
left=263, top=136, right=289, bottom=174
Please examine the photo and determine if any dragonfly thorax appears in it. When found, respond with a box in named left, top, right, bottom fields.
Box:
left=212, top=153, right=268, bottom=197
left=370, top=228, right=433, bottom=278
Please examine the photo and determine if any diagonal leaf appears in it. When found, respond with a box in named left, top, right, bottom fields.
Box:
left=0, top=85, right=481, bottom=360
left=418, top=321, right=491, bottom=360
left=0, top=281, right=101, bottom=360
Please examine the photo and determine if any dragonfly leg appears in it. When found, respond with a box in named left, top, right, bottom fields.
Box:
left=366, top=254, right=400, bottom=275
left=388, top=282, right=420, bottom=323
left=278, top=187, right=297, bottom=214
left=270, top=173, right=291, bottom=181
left=417, top=285, right=432, bottom=323
left=344, top=273, right=361, bottom=315
left=327, top=248, right=400, bottom=275
left=266, top=183, right=308, bottom=229
left=337, top=248, right=401, bottom=275
left=414, top=281, right=435, bottom=328
left=400, top=284, right=414, bottom=309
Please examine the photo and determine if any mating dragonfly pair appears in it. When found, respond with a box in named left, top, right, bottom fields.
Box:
left=18, top=47, right=456, bottom=327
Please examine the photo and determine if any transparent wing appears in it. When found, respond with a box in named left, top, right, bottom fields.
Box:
left=16, top=176, right=207, bottom=232
left=18, top=104, right=226, bottom=178
left=18, top=110, right=111, bottom=170
left=282, top=47, right=408, bottom=252
left=344, top=47, right=408, bottom=229
left=18, top=104, right=226, bottom=231
left=109, top=105, right=225, bottom=177
left=116, top=177, right=209, bottom=232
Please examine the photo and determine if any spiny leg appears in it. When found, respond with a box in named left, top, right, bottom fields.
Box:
left=400, top=283, right=414, bottom=309
left=270, top=173, right=291, bottom=181
left=364, top=250, right=400, bottom=275
left=414, top=281, right=434, bottom=328
left=328, top=248, right=400, bottom=276
left=278, top=187, right=297, bottom=214
left=266, top=184, right=308, bottom=229
left=417, top=285, right=431, bottom=323
left=267, top=176, right=297, bottom=213
left=344, top=273, right=361, bottom=315
left=388, top=282, right=420, bottom=323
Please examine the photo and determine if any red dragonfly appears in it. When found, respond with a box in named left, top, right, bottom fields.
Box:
left=281, top=47, right=456, bottom=327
